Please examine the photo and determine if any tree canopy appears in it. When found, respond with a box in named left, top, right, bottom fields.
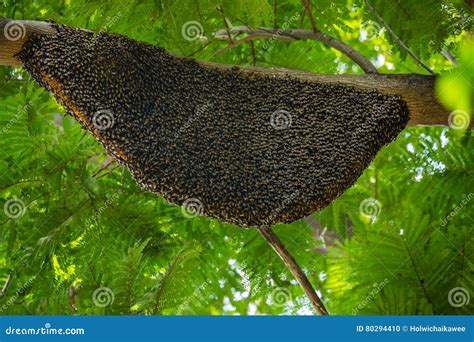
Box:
left=0, top=0, right=472, bottom=315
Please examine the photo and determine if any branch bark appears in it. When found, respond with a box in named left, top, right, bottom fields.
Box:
left=258, top=226, right=328, bottom=315
left=0, top=18, right=469, bottom=128
left=201, top=61, right=464, bottom=127
left=0, top=274, right=12, bottom=296
left=301, top=0, right=319, bottom=33
left=214, top=26, right=378, bottom=74
left=363, top=0, right=436, bottom=75
left=0, top=18, right=57, bottom=66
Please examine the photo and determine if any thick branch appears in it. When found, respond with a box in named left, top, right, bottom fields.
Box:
left=214, top=25, right=378, bottom=74
left=0, top=18, right=57, bottom=66
left=201, top=61, right=464, bottom=127
left=258, top=226, right=328, bottom=315
left=0, top=18, right=468, bottom=128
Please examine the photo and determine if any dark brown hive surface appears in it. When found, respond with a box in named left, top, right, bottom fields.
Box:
left=17, top=24, right=409, bottom=227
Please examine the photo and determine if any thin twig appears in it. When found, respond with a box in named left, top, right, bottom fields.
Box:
left=299, top=10, right=306, bottom=28
left=214, top=26, right=378, bottom=73
left=214, top=33, right=279, bottom=56
left=217, top=6, right=234, bottom=44
left=258, top=226, right=328, bottom=315
left=363, top=0, right=436, bottom=75
left=273, top=0, right=278, bottom=28
left=92, top=157, right=115, bottom=178
left=441, top=48, right=458, bottom=66
left=96, top=164, right=121, bottom=180
left=0, top=274, right=12, bottom=296
left=187, top=42, right=211, bottom=57
left=401, top=239, right=434, bottom=306
left=249, top=40, right=256, bottom=66
left=301, top=0, right=319, bottom=32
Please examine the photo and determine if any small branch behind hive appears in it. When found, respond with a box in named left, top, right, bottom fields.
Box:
left=258, top=225, right=328, bottom=315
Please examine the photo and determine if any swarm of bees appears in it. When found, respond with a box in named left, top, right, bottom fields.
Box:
left=18, top=24, right=409, bottom=227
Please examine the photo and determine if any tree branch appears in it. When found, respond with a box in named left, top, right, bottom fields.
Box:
left=401, top=239, right=434, bottom=307
left=214, top=33, right=275, bottom=56
left=441, top=48, right=458, bottom=66
left=249, top=40, right=256, bottom=66
left=201, top=62, right=462, bottom=127
left=216, top=6, right=234, bottom=44
left=214, top=26, right=378, bottom=73
left=273, top=0, right=278, bottom=28
left=363, top=0, right=436, bottom=75
left=0, top=18, right=468, bottom=128
left=0, top=274, right=12, bottom=296
left=258, top=226, right=328, bottom=315
left=0, top=18, right=58, bottom=66
left=301, top=0, right=319, bottom=32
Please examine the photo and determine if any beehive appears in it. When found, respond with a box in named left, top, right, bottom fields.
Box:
left=18, top=24, right=409, bottom=227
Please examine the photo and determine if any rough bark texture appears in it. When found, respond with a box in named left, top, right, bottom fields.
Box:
left=202, top=62, right=454, bottom=127
left=0, top=19, right=57, bottom=66
left=0, top=18, right=462, bottom=128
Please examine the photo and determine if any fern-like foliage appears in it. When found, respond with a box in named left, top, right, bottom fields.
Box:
left=0, top=0, right=472, bottom=315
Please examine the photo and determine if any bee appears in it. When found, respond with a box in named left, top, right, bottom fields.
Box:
left=18, top=24, right=409, bottom=228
